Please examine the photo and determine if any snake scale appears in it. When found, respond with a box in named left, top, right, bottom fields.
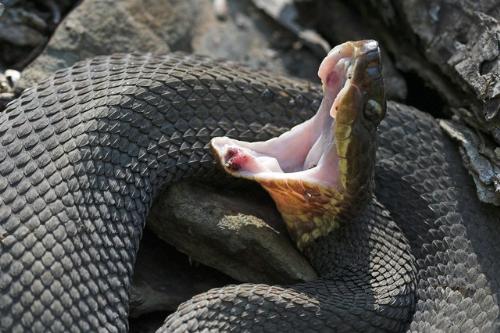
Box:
left=0, top=50, right=499, bottom=332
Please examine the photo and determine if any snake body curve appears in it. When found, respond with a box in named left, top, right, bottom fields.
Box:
left=0, top=53, right=499, bottom=332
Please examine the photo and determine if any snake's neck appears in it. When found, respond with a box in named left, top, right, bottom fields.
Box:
left=302, top=196, right=380, bottom=276
left=256, top=175, right=375, bottom=250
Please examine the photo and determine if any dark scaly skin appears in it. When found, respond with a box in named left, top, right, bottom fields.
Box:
left=376, top=103, right=500, bottom=332
left=163, top=197, right=415, bottom=332
left=0, top=53, right=497, bottom=332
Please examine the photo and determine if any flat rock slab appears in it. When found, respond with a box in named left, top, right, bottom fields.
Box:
left=147, top=181, right=318, bottom=284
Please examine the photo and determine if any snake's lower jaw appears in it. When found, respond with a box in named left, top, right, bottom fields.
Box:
left=210, top=85, right=343, bottom=249
left=211, top=40, right=384, bottom=249
left=210, top=137, right=343, bottom=249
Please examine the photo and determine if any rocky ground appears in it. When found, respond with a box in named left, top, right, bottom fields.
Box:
left=0, top=0, right=498, bottom=331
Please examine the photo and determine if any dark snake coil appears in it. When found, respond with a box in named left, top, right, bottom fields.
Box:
left=0, top=53, right=499, bottom=332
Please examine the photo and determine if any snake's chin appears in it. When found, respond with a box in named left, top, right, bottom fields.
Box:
left=210, top=42, right=357, bottom=190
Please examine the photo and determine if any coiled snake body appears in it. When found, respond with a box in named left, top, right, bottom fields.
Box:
left=0, top=50, right=499, bottom=332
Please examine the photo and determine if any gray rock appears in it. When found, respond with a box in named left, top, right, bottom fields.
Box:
left=350, top=0, right=500, bottom=205
left=17, top=0, right=322, bottom=89
left=147, top=182, right=318, bottom=284
left=17, top=0, right=199, bottom=88
left=130, top=229, right=233, bottom=317
left=192, top=0, right=321, bottom=81
left=251, top=0, right=331, bottom=57
left=0, top=5, right=47, bottom=47
left=0, top=0, right=77, bottom=71
left=440, top=119, right=500, bottom=205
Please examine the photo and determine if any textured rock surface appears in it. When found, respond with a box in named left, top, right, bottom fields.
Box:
left=349, top=0, right=500, bottom=205
left=351, top=0, right=499, bottom=124
left=0, top=0, right=75, bottom=66
left=0, top=5, right=47, bottom=48
left=190, top=0, right=320, bottom=81
left=251, top=0, right=331, bottom=57
left=148, top=182, right=318, bottom=284
left=440, top=119, right=500, bottom=205
left=0, top=0, right=77, bottom=108
left=130, top=229, right=233, bottom=317
left=17, top=0, right=321, bottom=89
left=17, top=0, right=198, bottom=88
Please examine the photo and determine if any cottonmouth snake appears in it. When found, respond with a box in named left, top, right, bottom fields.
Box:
left=0, top=41, right=499, bottom=332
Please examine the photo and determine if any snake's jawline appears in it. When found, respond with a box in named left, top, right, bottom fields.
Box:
left=258, top=179, right=346, bottom=249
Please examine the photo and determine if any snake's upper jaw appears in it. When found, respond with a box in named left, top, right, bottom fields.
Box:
left=211, top=40, right=385, bottom=248
left=210, top=52, right=349, bottom=188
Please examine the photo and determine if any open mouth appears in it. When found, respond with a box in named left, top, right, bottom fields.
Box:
left=210, top=40, right=383, bottom=248
left=211, top=42, right=362, bottom=189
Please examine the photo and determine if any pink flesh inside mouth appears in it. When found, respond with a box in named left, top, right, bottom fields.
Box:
left=210, top=43, right=356, bottom=189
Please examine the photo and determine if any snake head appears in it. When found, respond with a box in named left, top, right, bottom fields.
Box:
left=211, top=40, right=386, bottom=250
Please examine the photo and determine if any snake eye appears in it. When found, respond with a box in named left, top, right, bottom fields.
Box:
left=364, top=99, right=383, bottom=121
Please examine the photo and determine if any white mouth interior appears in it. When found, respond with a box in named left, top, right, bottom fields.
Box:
left=211, top=45, right=355, bottom=188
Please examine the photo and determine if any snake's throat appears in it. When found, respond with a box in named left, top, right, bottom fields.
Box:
left=210, top=40, right=383, bottom=249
